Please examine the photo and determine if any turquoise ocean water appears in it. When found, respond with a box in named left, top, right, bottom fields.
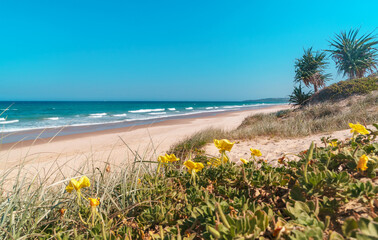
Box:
left=0, top=100, right=287, bottom=142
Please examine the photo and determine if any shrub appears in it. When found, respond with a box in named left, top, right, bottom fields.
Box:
left=310, top=76, right=378, bottom=103
left=289, top=84, right=313, bottom=106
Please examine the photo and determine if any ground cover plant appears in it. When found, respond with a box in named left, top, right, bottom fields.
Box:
left=0, top=122, right=377, bottom=239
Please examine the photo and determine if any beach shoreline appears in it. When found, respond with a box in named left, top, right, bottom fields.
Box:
left=0, top=104, right=289, bottom=174
left=0, top=104, right=289, bottom=149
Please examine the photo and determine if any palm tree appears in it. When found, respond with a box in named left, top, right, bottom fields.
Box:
left=294, top=48, right=331, bottom=92
left=328, top=29, right=378, bottom=79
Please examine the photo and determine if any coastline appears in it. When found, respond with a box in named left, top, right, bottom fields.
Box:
left=0, top=104, right=289, bottom=175
left=0, top=104, right=288, bottom=147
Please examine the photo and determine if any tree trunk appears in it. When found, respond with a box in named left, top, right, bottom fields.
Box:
left=314, top=84, right=318, bottom=92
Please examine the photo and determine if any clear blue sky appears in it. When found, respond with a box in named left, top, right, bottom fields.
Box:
left=0, top=0, right=377, bottom=101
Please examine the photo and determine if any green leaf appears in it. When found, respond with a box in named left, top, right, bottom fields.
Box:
left=342, top=217, right=358, bottom=237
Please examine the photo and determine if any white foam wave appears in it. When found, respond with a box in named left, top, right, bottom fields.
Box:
left=223, top=105, right=244, bottom=109
left=113, top=113, right=127, bottom=117
left=168, top=108, right=176, bottom=111
left=0, top=120, right=19, bottom=124
left=89, top=113, right=107, bottom=118
left=185, top=107, right=193, bottom=110
left=0, top=118, right=5, bottom=121
left=206, top=107, right=214, bottom=109
left=129, top=108, right=165, bottom=113
left=45, top=117, right=59, bottom=120
left=149, top=112, right=167, bottom=115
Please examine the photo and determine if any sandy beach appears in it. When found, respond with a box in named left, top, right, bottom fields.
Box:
left=0, top=105, right=290, bottom=178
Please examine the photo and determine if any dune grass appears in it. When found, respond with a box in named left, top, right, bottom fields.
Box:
left=0, top=124, right=377, bottom=239
left=0, top=94, right=377, bottom=238
left=170, top=92, right=378, bottom=158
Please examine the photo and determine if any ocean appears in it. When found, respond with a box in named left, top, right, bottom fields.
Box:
left=0, top=100, right=287, bottom=142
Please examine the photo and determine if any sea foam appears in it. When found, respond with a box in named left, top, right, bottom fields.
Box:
left=45, top=117, right=59, bottom=120
left=113, top=113, right=127, bottom=117
left=129, top=108, right=165, bottom=113
left=89, top=113, right=107, bottom=118
left=149, top=112, right=167, bottom=115
left=0, top=120, right=19, bottom=124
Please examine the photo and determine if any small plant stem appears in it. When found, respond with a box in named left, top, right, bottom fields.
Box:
left=304, top=142, right=315, bottom=184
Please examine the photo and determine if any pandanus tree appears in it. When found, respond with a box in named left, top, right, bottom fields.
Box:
left=328, top=29, right=378, bottom=79
left=294, top=48, right=331, bottom=92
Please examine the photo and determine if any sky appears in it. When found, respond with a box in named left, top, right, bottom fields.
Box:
left=0, top=0, right=377, bottom=101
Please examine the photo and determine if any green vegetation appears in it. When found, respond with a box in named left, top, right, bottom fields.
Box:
left=171, top=93, right=377, bottom=157
left=288, top=84, right=313, bottom=106
left=328, top=29, right=378, bottom=80
left=290, top=28, right=377, bottom=106
left=0, top=124, right=377, bottom=239
left=309, top=76, right=378, bottom=103
left=294, top=47, right=331, bottom=92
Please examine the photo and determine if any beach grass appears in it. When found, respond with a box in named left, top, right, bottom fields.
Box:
left=0, top=122, right=377, bottom=239
left=170, top=92, right=378, bottom=158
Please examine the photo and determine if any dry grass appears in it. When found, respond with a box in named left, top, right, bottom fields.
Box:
left=170, top=92, right=378, bottom=157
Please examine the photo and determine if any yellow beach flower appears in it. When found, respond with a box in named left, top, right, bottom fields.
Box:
left=250, top=148, right=262, bottom=157
left=240, top=158, right=248, bottom=164
left=165, top=153, right=180, bottom=162
left=88, top=197, right=100, bottom=207
left=158, top=153, right=180, bottom=163
left=357, top=154, right=369, bottom=171
left=66, top=176, right=90, bottom=193
left=214, top=139, right=235, bottom=152
left=328, top=140, right=338, bottom=147
left=184, top=160, right=204, bottom=174
left=349, top=123, right=369, bottom=135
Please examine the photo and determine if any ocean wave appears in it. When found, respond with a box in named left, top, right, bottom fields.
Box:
left=45, top=117, right=59, bottom=120
left=0, top=117, right=5, bottom=121
left=222, top=105, right=244, bottom=109
left=185, top=107, right=193, bottom=110
left=206, top=107, right=214, bottom=109
left=0, top=108, right=230, bottom=133
left=149, top=112, right=167, bottom=115
left=0, top=120, right=19, bottom=124
left=113, top=113, right=127, bottom=117
left=168, top=108, right=176, bottom=111
left=129, top=108, right=165, bottom=113
left=89, top=113, right=107, bottom=118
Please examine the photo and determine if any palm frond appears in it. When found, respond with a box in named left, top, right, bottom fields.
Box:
left=327, top=29, right=378, bottom=79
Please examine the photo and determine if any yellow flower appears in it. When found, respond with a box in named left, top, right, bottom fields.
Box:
left=88, top=197, right=100, bottom=207
left=349, top=123, right=369, bottom=135
left=158, top=153, right=180, bottom=163
left=137, top=178, right=141, bottom=184
left=250, top=148, right=262, bottom=157
left=328, top=140, right=338, bottom=147
left=184, top=160, right=204, bottom=174
left=165, top=153, right=180, bottom=162
left=357, top=154, right=369, bottom=171
left=214, top=139, right=235, bottom=152
left=66, top=176, right=90, bottom=193
left=240, top=158, right=248, bottom=164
